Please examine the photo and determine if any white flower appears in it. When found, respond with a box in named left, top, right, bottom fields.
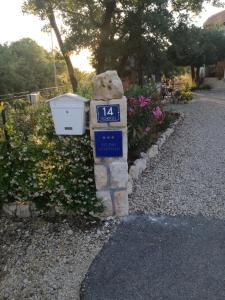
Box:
left=42, top=149, right=50, bottom=154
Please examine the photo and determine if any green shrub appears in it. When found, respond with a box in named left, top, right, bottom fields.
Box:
left=77, top=79, right=93, bottom=99
left=125, top=82, right=160, bottom=100
left=191, top=83, right=211, bottom=91
left=0, top=101, right=103, bottom=216
left=198, top=83, right=211, bottom=90
left=174, top=84, right=193, bottom=103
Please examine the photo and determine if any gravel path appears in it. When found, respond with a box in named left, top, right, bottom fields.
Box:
left=0, top=215, right=119, bottom=300
left=130, top=91, right=225, bottom=218
left=2, top=91, right=225, bottom=299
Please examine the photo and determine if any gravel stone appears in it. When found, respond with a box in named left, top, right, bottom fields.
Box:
left=130, top=91, right=225, bottom=219
left=0, top=215, right=119, bottom=300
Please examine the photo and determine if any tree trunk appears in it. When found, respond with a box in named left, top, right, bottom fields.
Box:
left=96, top=0, right=116, bottom=74
left=118, top=55, right=129, bottom=77
left=196, top=66, right=201, bottom=87
left=191, top=65, right=195, bottom=83
left=138, top=60, right=144, bottom=87
left=47, top=8, right=78, bottom=92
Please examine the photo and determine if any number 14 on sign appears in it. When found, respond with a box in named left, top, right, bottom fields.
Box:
left=96, top=104, right=120, bottom=123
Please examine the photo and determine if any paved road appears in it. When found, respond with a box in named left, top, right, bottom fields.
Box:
left=81, top=92, right=225, bottom=299
left=81, top=215, right=225, bottom=300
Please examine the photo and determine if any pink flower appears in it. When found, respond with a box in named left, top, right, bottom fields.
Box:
left=153, top=106, right=163, bottom=120
left=128, top=108, right=135, bottom=115
left=144, top=127, right=151, bottom=133
left=139, top=96, right=150, bottom=108
left=128, top=98, right=137, bottom=105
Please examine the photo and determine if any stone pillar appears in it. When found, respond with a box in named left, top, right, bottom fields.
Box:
left=90, top=70, right=129, bottom=217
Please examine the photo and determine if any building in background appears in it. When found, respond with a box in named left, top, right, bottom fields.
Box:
left=204, top=10, right=225, bottom=80
left=204, top=10, right=225, bottom=27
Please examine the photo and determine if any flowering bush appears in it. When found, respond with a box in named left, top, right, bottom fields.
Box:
left=0, top=102, right=103, bottom=216
left=174, top=84, right=193, bottom=103
left=126, top=83, right=176, bottom=160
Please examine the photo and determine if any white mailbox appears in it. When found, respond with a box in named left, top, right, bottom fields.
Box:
left=48, top=93, right=88, bottom=135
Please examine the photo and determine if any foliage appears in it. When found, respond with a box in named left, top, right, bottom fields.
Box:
left=0, top=102, right=103, bottom=216
left=191, top=83, right=211, bottom=90
left=168, top=24, right=225, bottom=84
left=174, top=84, right=193, bottom=103
left=0, top=38, right=68, bottom=95
left=125, top=83, right=160, bottom=100
left=23, top=0, right=78, bottom=92
left=198, top=83, right=212, bottom=90
left=76, top=70, right=95, bottom=99
left=23, top=0, right=223, bottom=81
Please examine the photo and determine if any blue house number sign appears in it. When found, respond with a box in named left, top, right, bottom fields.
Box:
left=96, top=104, right=120, bottom=123
left=95, top=131, right=123, bottom=157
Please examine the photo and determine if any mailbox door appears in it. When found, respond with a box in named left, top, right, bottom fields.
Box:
left=52, top=108, right=85, bottom=135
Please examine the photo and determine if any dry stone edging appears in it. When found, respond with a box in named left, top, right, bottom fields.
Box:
left=2, top=202, right=39, bottom=218
left=128, top=112, right=184, bottom=195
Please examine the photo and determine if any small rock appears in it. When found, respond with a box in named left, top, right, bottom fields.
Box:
left=16, top=204, right=31, bottom=218
left=25, top=231, right=29, bottom=237
left=129, top=165, right=140, bottom=179
left=157, top=137, right=166, bottom=149
left=2, top=203, right=17, bottom=217
left=67, top=229, right=73, bottom=235
left=140, top=152, right=148, bottom=159
left=135, top=158, right=147, bottom=172
left=148, top=145, right=159, bottom=159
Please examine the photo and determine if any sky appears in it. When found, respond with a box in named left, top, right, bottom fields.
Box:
left=0, top=0, right=224, bottom=72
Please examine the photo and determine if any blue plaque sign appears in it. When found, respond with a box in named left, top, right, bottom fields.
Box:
left=96, top=104, right=120, bottom=123
left=95, top=131, right=123, bottom=157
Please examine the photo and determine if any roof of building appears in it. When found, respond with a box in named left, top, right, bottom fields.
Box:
left=204, top=10, right=225, bottom=26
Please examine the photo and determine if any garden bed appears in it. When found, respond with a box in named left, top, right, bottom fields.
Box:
left=128, top=111, right=179, bottom=165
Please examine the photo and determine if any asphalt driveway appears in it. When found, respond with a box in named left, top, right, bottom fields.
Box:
left=81, top=215, right=225, bottom=300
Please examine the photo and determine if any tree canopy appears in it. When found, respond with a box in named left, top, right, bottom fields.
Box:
left=0, top=38, right=67, bottom=95
left=168, top=24, right=225, bottom=83
left=23, top=0, right=224, bottom=85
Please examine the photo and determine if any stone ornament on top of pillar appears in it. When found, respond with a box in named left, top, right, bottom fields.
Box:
left=92, top=70, right=124, bottom=100
left=90, top=70, right=129, bottom=217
